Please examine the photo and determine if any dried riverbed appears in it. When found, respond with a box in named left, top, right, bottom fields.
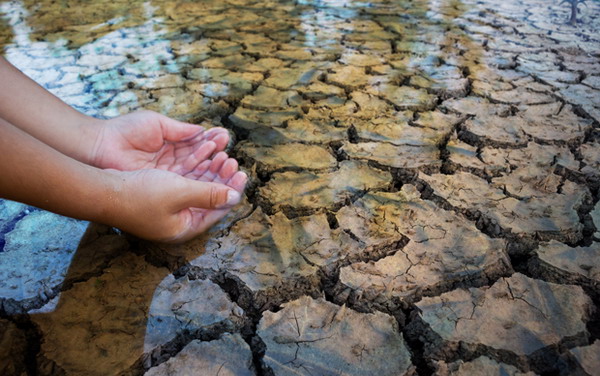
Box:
left=0, top=0, right=599, bottom=375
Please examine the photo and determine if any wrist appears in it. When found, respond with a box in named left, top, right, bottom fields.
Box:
left=78, top=115, right=108, bottom=167
left=91, top=168, right=131, bottom=228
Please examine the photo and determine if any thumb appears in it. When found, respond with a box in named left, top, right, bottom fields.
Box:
left=159, top=115, right=204, bottom=142
left=177, top=180, right=242, bottom=210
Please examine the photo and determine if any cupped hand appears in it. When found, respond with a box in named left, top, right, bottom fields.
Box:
left=108, top=151, right=247, bottom=243
left=91, top=110, right=249, bottom=242
left=91, top=110, right=231, bottom=175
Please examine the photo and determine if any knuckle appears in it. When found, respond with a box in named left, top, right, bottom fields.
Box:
left=209, top=186, right=223, bottom=208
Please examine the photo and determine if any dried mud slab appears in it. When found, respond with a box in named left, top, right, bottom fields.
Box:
left=229, top=106, right=302, bottom=130
left=257, top=296, right=415, bottom=376
left=144, top=275, right=246, bottom=354
left=241, top=86, right=303, bottom=110
left=193, top=205, right=368, bottom=278
left=269, top=214, right=363, bottom=268
left=409, top=65, right=469, bottom=99
left=592, top=201, right=600, bottom=241
left=335, top=185, right=510, bottom=307
left=420, top=172, right=587, bottom=242
left=188, top=208, right=321, bottom=309
left=529, top=240, right=600, bottom=288
left=519, top=104, right=592, bottom=144
left=299, top=82, right=345, bottom=100
left=187, top=68, right=264, bottom=88
left=0, top=200, right=28, bottom=237
left=237, top=142, right=337, bottom=173
left=246, top=118, right=348, bottom=145
left=460, top=115, right=529, bottom=147
left=491, top=166, right=565, bottom=200
left=366, top=84, right=437, bottom=111
left=0, top=210, right=88, bottom=312
left=488, top=87, right=554, bottom=105
left=328, top=64, right=369, bottom=89
left=139, top=196, right=253, bottom=271
left=352, top=118, right=447, bottom=146
left=341, top=142, right=441, bottom=171
left=442, top=96, right=511, bottom=117
left=259, top=160, right=391, bottom=212
left=445, top=133, right=489, bottom=172
left=559, top=84, right=600, bottom=122
left=264, top=64, right=321, bottom=90
left=567, top=340, right=600, bottom=376
left=145, top=88, right=230, bottom=123
left=480, top=142, right=579, bottom=172
left=580, top=142, right=600, bottom=176
left=413, top=110, right=465, bottom=133
left=349, top=91, right=401, bottom=119
left=416, top=273, right=593, bottom=360
left=32, top=253, right=169, bottom=376
left=433, top=356, right=537, bottom=376
left=339, top=51, right=385, bottom=67
left=0, top=318, right=27, bottom=376
left=144, top=334, right=254, bottom=376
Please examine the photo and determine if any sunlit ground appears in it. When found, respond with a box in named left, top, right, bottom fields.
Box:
left=0, top=0, right=599, bottom=375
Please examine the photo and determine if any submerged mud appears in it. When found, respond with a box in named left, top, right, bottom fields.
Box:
left=0, top=0, right=599, bottom=374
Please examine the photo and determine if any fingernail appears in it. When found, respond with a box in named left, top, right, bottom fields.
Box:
left=225, top=190, right=241, bottom=207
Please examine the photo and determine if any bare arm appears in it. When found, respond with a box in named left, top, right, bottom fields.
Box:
left=0, top=56, right=101, bottom=165
left=0, top=117, right=243, bottom=242
left=0, top=117, right=114, bottom=222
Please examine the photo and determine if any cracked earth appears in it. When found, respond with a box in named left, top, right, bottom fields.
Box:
left=1, top=0, right=599, bottom=375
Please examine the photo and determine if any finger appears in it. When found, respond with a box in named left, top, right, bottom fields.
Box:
left=174, top=207, right=230, bottom=242
left=205, top=127, right=229, bottom=139
left=181, top=140, right=217, bottom=173
left=218, top=158, right=239, bottom=181
left=192, top=207, right=229, bottom=231
left=184, top=159, right=212, bottom=180
left=208, top=132, right=230, bottom=152
left=177, top=180, right=242, bottom=210
left=227, top=171, right=248, bottom=192
left=188, top=127, right=227, bottom=146
left=208, top=152, right=228, bottom=174
left=159, top=115, right=205, bottom=142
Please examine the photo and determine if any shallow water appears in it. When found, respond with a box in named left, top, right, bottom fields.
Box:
left=1, top=0, right=600, bottom=374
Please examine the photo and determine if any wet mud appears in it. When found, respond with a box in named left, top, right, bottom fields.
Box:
left=0, top=0, right=599, bottom=374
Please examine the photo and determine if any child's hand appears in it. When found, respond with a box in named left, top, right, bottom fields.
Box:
left=90, top=110, right=230, bottom=175
left=106, top=152, right=247, bottom=243
left=88, top=111, right=249, bottom=242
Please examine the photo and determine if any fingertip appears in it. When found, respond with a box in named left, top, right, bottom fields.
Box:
left=229, top=171, right=248, bottom=192
left=195, top=140, right=217, bottom=156
left=224, top=189, right=242, bottom=207
left=164, top=118, right=205, bottom=141
left=219, top=158, right=239, bottom=180
left=205, top=127, right=228, bottom=136
left=208, top=152, right=229, bottom=173
left=211, top=133, right=230, bottom=151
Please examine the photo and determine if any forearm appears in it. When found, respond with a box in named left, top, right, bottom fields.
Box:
left=0, top=56, right=102, bottom=165
left=0, top=118, right=118, bottom=224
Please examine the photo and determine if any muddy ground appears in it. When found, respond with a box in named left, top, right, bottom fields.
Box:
left=0, top=0, right=599, bottom=375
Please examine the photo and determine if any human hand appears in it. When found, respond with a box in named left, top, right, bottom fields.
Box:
left=90, top=110, right=231, bottom=175
left=106, top=152, right=247, bottom=243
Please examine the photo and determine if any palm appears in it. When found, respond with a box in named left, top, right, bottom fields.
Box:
left=94, top=111, right=247, bottom=241
left=93, top=111, right=231, bottom=175
left=179, top=152, right=247, bottom=239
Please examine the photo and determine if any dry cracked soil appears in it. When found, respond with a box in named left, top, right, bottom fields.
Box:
left=0, top=0, right=599, bottom=375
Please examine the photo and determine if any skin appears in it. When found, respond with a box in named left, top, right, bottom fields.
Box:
left=0, top=56, right=247, bottom=243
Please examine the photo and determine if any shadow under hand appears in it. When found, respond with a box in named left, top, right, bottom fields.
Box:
left=30, top=197, right=253, bottom=375
left=29, top=223, right=171, bottom=375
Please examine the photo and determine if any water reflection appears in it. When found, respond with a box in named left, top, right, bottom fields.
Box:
left=0, top=0, right=513, bottom=373
left=15, top=0, right=151, bottom=48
